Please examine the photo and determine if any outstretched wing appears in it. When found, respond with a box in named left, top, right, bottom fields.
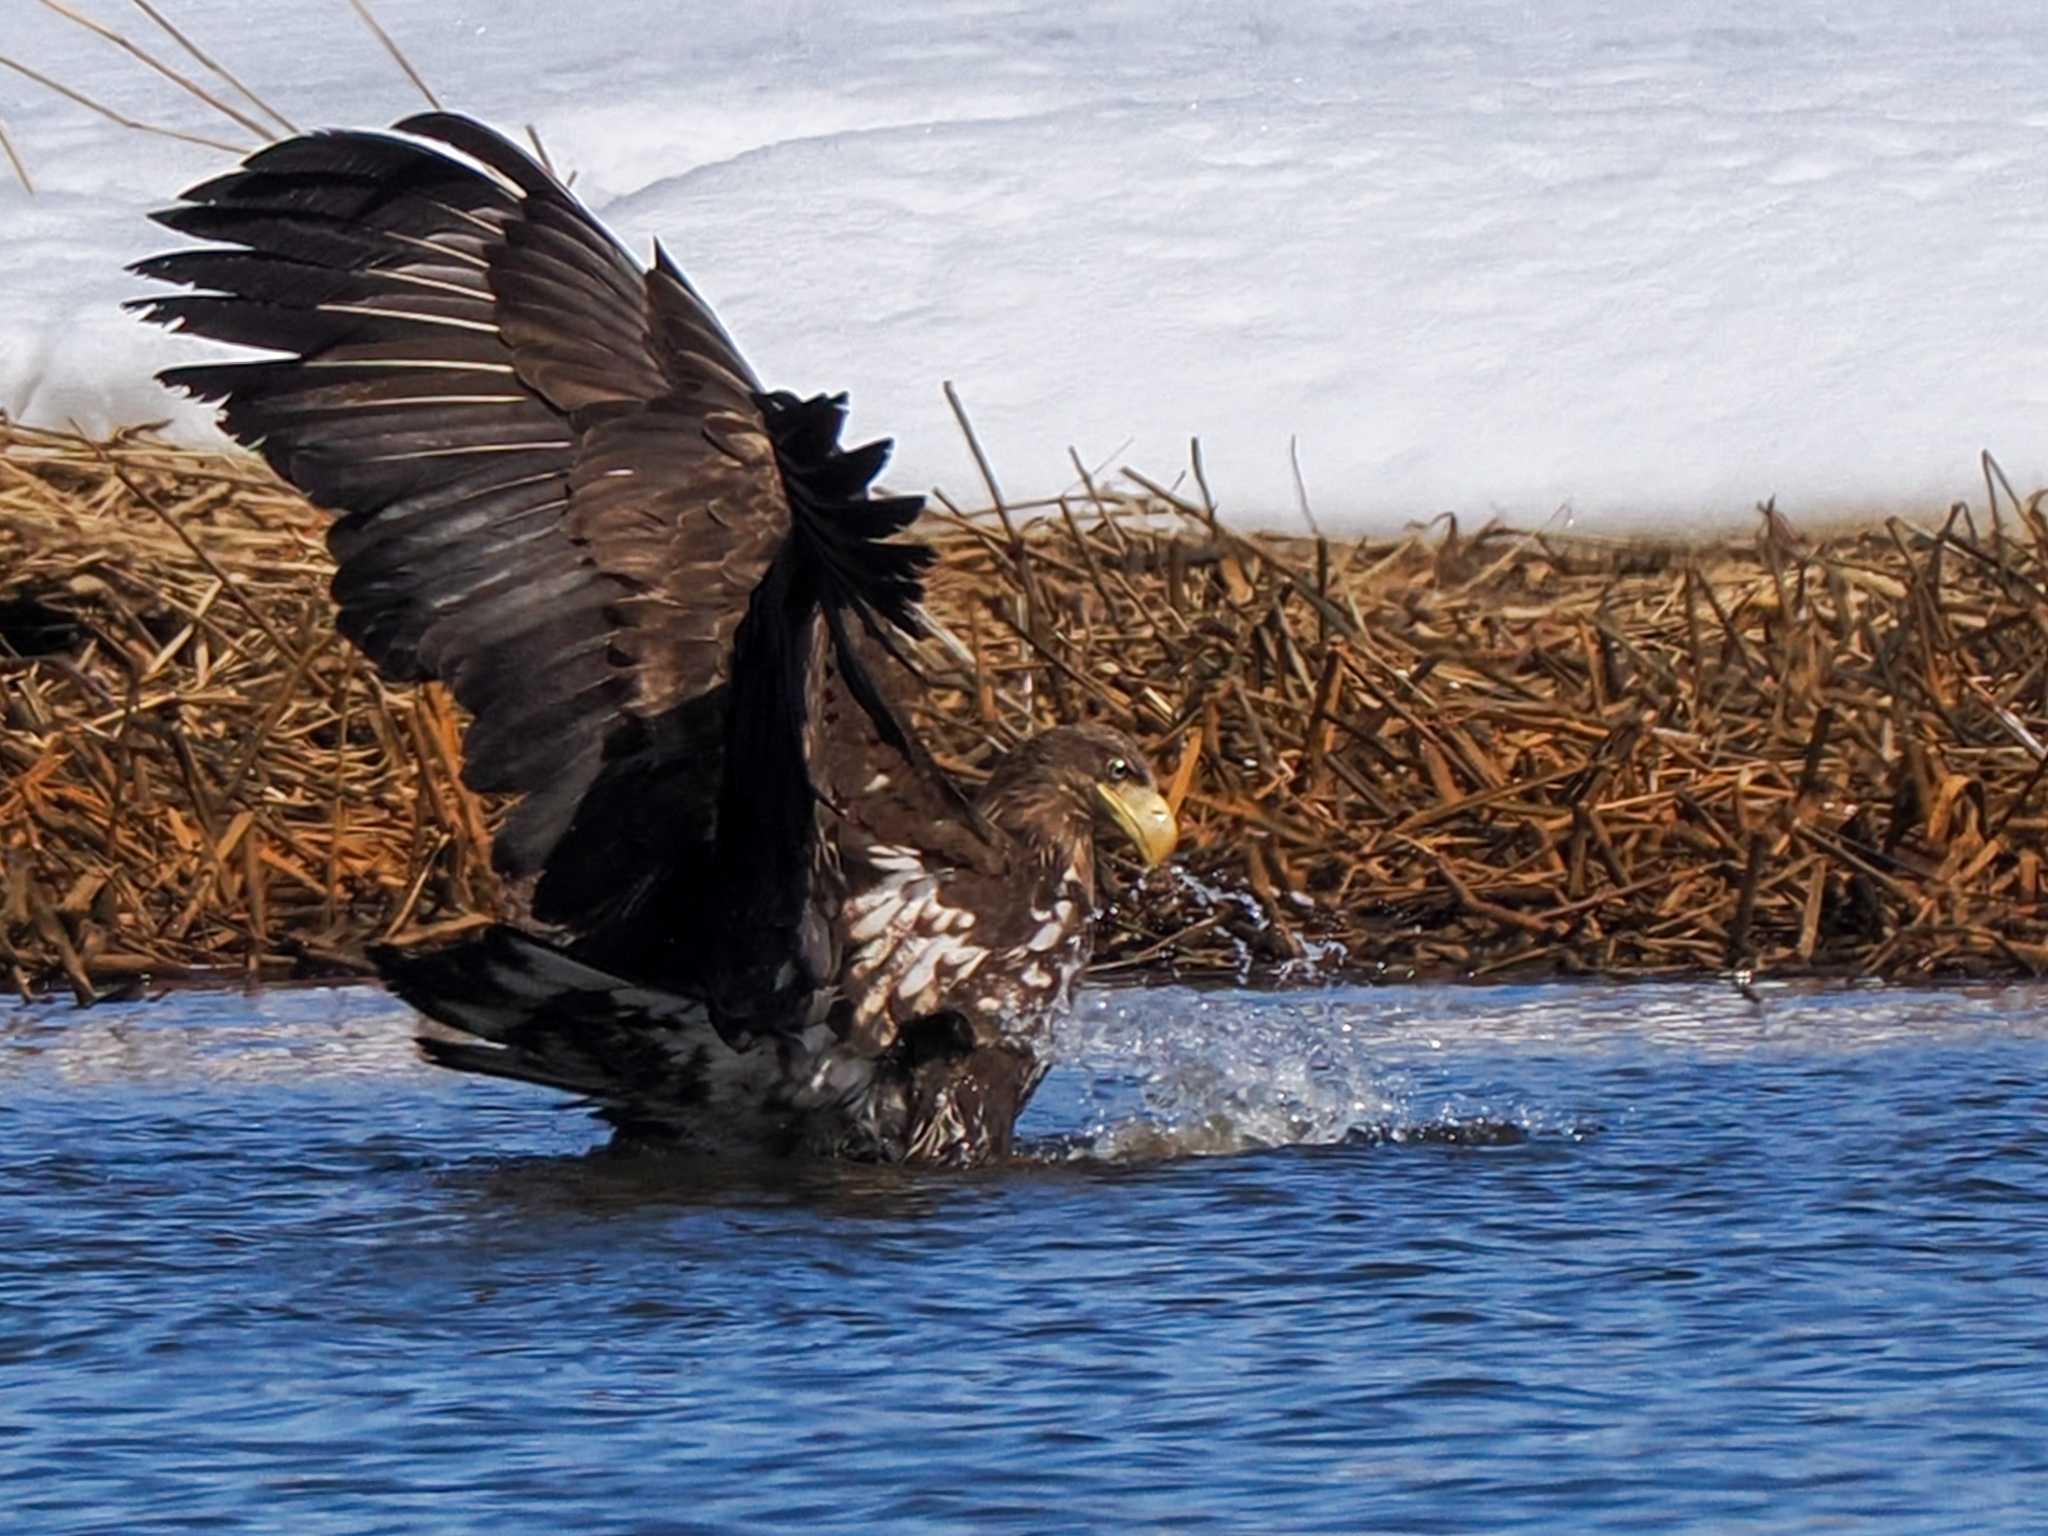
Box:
left=135, top=113, right=974, bottom=1039
left=129, top=114, right=815, bottom=954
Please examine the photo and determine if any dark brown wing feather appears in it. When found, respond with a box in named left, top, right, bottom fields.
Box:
left=811, top=614, right=1002, bottom=868
left=128, top=113, right=785, bottom=904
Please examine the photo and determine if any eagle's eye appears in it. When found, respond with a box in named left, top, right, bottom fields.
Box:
left=1105, top=756, right=1131, bottom=782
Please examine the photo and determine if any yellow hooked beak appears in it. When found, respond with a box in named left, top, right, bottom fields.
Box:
left=1095, top=781, right=1178, bottom=869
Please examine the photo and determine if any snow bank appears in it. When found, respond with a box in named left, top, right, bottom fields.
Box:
left=4, top=0, right=2046, bottom=528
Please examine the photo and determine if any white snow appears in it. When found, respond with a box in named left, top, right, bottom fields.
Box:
left=4, top=0, right=2047, bottom=529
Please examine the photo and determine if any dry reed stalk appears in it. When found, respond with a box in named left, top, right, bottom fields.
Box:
left=5, top=412, right=2048, bottom=996
left=0, top=116, right=33, bottom=195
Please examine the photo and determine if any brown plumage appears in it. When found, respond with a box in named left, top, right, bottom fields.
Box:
left=131, top=113, right=1176, bottom=1164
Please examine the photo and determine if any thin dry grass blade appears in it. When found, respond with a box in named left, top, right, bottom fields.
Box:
left=34, top=0, right=277, bottom=142
left=524, top=124, right=555, bottom=176
left=125, top=0, right=298, bottom=135
left=0, top=53, right=249, bottom=154
left=346, top=0, right=441, bottom=110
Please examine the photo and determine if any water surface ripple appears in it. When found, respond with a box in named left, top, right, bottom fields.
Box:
left=4, top=981, right=2046, bottom=1533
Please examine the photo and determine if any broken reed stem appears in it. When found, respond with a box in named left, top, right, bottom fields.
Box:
left=942, top=379, right=1019, bottom=547
left=524, top=124, right=557, bottom=176
left=0, top=115, right=32, bottom=195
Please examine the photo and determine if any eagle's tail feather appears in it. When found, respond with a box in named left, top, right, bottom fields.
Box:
left=376, top=926, right=732, bottom=1134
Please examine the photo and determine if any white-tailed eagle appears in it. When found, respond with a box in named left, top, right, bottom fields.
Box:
left=131, top=113, right=1176, bottom=1165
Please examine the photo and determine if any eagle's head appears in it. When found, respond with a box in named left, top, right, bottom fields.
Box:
left=980, top=723, right=1178, bottom=870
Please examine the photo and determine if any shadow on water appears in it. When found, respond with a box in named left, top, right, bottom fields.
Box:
left=429, top=1110, right=1598, bottom=1255
left=438, top=1138, right=992, bottom=1222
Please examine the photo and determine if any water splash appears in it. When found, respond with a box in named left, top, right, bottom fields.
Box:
left=1147, top=864, right=1352, bottom=984
left=1040, top=975, right=2048, bottom=1162
left=1044, top=985, right=1412, bottom=1158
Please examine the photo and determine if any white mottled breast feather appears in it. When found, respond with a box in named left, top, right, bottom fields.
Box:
left=832, top=850, right=1097, bottom=1043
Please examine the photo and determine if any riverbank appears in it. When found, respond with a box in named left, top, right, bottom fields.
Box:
left=4, top=415, right=2045, bottom=1000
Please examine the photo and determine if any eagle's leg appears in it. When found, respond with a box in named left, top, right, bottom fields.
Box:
left=903, top=1023, right=1046, bottom=1166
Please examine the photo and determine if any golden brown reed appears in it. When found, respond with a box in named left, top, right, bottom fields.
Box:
left=909, top=445, right=2048, bottom=987
left=0, top=416, right=498, bottom=1001
left=4, top=412, right=2048, bottom=1000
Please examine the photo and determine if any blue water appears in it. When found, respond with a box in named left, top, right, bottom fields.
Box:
left=4, top=980, right=2047, bottom=1534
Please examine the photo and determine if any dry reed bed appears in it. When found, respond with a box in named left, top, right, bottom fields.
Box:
left=4, top=414, right=2047, bottom=999
left=0, top=417, right=497, bottom=1000
left=914, top=444, right=2048, bottom=984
